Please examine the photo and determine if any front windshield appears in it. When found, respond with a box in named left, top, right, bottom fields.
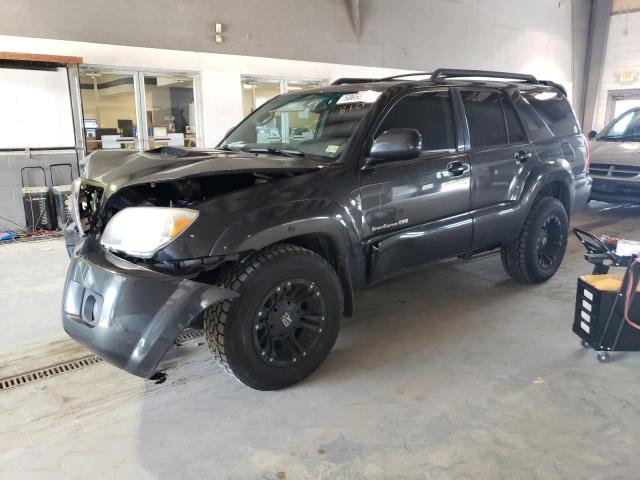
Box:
left=600, top=109, right=640, bottom=140
left=220, top=90, right=381, bottom=161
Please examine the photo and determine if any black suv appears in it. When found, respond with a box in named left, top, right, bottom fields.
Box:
left=63, top=69, right=591, bottom=390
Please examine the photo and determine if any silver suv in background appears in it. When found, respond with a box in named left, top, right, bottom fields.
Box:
left=589, top=108, right=640, bottom=204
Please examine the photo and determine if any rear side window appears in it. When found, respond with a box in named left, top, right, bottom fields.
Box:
left=503, top=98, right=526, bottom=143
left=460, top=90, right=507, bottom=148
left=521, top=90, right=579, bottom=138
left=377, top=90, right=456, bottom=151
left=513, top=93, right=554, bottom=142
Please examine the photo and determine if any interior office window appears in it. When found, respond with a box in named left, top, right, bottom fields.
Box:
left=242, top=79, right=282, bottom=118
left=79, top=71, right=138, bottom=152
left=523, top=91, right=579, bottom=137
left=502, top=97, right=526, bottom=144
left=460, top=90, right=507, bottom=148
left=143, top=74, right=197, bottom=148
left=377, top=90, right=456, bottom=151
left=241, top=77, right=325, bottom=118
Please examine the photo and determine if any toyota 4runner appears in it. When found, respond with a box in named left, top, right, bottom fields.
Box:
left=63, top=69, right=591, bottom=390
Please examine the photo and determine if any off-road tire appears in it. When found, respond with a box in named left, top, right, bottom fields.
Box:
left=204, top=243, right=343, bottom=390
left=500, top=196, right=568, bottom=284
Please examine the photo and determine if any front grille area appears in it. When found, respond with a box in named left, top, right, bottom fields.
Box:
left=590, top=163, right=640, bottom=178
left=76, top=180, right=105, bottom=235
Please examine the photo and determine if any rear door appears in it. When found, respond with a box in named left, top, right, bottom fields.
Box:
left=359, top=88, right=472, bottom=283
left=458, top=88, right=537, bottom=250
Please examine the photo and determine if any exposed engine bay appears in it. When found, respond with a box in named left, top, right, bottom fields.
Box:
left=75, top=171, right=302, bottom=237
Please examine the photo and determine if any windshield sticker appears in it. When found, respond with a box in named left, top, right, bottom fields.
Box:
left=336, top=90, right=381, bottom=105
left=325, top=145, right=340, bottom=154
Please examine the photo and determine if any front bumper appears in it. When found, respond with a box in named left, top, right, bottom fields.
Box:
left=62, top=239, right=238, bottom=378
left=590, top=176, right=640, bottom=204
left=573, top=174, right=592, bottom=213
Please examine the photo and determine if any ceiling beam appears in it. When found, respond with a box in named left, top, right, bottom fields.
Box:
left=345, top=0, right=361, bottom=38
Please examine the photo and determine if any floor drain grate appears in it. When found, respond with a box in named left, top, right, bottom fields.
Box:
left=0, top=355, right=102, bottom=391
left=176, top=328, right=204, bottom=344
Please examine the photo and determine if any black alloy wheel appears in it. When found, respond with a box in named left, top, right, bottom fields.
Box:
left=204, top=243, right=343, bottom=390
left=536, top=215, right=564, bottom=269
left=501, top=196, right=569, bottom=284
left=252, top=278, right=327, bottom=367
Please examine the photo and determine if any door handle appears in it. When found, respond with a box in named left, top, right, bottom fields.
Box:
left=446, top=161, right=469, bottom=176
left=515, top=151, right=532, bottom=163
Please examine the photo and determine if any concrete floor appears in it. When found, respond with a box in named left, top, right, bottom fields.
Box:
left=2, top=203, right=640, bottom=479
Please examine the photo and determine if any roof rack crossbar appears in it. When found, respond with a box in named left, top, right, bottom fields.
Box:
left=378, top=72, right=433, bottom=81
left=431, top=68, right=538, bottom=84
left=331, top=77, right=379, bottom=85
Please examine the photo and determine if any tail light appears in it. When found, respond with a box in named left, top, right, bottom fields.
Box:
left=582, top=134, right=590, bottom=174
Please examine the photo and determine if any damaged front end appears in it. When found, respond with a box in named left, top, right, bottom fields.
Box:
left=62, top=237, right=238, bottom=378
left=62, top=147, right=322, bottom=377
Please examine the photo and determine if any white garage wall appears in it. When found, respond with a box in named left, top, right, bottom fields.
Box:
left=594, top=11, right=640, bottom=130
left=0, top=13, right=575, bottom=147
left=0, top=0, right=576, bottom=74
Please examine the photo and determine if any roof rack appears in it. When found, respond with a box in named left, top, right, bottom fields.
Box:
left=431, top=68, right=538, bottom=84
left=331, top=68, right=552, bottom=88
left=539, top=79, right=567, bottom=97
left=330, top=77, right=379, bottom=85
left=378, top=72, right=433, bottom=81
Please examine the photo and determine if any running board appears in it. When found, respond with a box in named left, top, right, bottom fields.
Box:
left=458, top=248, right=500, bottom=261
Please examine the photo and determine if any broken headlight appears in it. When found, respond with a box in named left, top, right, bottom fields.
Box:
left=71, top=178, right=105, bottom=235
left=100, top=207, right=198, bottom=258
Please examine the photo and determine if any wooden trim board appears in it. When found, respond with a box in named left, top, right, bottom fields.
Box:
left=0, top=51, right=83, bottom=65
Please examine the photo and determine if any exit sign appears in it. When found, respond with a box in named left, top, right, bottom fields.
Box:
left=616, top=70, right=639, bottom=82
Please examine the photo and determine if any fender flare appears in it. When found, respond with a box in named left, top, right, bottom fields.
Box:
left=211, top=200, right=362, bottom=316
left=520, top=160, right=575, bottom=216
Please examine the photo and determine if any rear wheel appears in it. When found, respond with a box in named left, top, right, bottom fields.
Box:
left=501, top=197, right=568, bottom=283
left=204, top=244, right=343, bottom=390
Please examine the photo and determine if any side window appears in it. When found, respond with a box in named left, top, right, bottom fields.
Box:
left=460, top=90, right=507, bottom=148
left=512, top=92, right=554, bottom=142
left=377, top=90, right=456, bottom=151
left=523, top=90, right=579, bottom=137
left=503, top=97, right=526, bottom=144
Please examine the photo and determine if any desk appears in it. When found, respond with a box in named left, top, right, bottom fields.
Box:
left=85, top=137, right=139, bottom=151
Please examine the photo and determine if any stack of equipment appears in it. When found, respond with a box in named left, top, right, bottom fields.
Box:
left=49, top=163, right=74, bottom=229
left=21, top=167, right=55, bottom=231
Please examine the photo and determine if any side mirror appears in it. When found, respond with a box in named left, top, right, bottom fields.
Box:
left=365, top=128, right=422, bottom=167
left=587, top=130, right=598, bottom=140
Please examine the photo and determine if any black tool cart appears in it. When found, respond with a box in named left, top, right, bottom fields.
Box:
left=573, top=228, right=640, bottom=362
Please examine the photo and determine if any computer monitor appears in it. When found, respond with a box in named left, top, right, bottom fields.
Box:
left=117, top=119, right=134, bottom=137
left=95, top=128, right=118, bottom=140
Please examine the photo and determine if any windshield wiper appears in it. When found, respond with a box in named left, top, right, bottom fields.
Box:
left=240, top=147, right=305, bottom=158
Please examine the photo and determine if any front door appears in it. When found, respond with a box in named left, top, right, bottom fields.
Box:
left=358, top=88, right=472, bottom=283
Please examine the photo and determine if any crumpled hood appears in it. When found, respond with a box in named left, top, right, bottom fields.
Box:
left=85, top=147, right=323, bottom=195
left=590, top=140, right=640, bottom=166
